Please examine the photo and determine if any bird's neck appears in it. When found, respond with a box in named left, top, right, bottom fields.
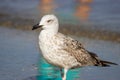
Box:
left=40, top=27, right=59, bottom=39
left=43, top=25, right=59, bottom=36
left=48, top=28, right=58, bottom=35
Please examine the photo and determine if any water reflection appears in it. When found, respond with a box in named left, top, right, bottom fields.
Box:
left=24, top=56, right=80, bottom=80
left=37, top=57, right=80, bottom=80
left=75, top=0, right=93, bottom=21
left=38, top=57, right=61, bottom=80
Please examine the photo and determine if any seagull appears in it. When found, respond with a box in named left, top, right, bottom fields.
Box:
left=32, top=14, right=117, bottom=80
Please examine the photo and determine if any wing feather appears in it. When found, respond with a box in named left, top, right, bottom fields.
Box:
left=54, top=33, right=117, bottom=67
left=62, top=36, right=95, bottom=65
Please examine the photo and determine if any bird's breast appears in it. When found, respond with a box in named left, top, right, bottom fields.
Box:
left=39, top=32, right=59, bottom=55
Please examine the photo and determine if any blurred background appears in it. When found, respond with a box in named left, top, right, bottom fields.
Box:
left=0, top=0, right=120, bottom=80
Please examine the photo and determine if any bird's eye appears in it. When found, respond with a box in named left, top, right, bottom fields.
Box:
left=47, top=19, right=53, bottom=23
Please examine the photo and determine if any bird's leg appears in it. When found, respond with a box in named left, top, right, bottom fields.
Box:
left=62, top=68, right=68, bottom=80
left=60, top=68, right=63, bottom=77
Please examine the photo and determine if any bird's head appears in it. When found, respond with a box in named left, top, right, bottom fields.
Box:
left=32, top=14, right=59, bottom=32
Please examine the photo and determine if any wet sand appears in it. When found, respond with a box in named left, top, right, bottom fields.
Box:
left=0, top=27, right=120, bottom=80
left=0, top=27, right=38, bottom=80
left=0, top=16, right=120, bottom=42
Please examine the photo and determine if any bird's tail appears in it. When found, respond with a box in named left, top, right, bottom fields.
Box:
left=98, top=60, right=118, bottom=67
left=88, top=51, right=118, bottom=67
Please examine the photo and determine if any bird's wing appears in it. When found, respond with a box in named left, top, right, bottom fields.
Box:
left=61, top=34, right=95, bottom=65
left=55, top=33, right=118, bottom=66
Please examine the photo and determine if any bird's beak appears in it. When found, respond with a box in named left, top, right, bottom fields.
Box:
left=32, top=24, right=43, bottom=30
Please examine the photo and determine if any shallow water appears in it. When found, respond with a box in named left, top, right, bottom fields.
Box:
left=0, top=27, right=120, bottom=80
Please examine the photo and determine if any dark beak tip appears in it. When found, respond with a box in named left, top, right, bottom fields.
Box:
left=32, top=28, right=34, bottom=30
left=32, top=24, right=43, bottom=30
left=32, top=26, right=36, bottom=30
left=32, top=24, right=40, bottom=30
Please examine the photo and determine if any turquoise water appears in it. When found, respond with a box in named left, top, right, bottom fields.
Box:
left=37, top=57, right=80, bottom=80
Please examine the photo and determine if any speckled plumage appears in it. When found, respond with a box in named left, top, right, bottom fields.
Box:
left=33, top=14, right=117, bottom=80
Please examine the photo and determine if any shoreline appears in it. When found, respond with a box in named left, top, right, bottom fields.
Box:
left=0, top=13, right=120, bottom=42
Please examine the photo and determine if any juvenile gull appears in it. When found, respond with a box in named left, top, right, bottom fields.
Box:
left=32, top=14, right=117, bottom=80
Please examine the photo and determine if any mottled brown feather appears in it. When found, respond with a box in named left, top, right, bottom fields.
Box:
left=54, top=33, right=96, bottom=66
left=54, top=33, right=117, bottom=67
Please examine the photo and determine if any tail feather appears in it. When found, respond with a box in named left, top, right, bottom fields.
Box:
left=100, top=60, right=118, bottom=67
left=88, top=51, right=118, bottom=67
